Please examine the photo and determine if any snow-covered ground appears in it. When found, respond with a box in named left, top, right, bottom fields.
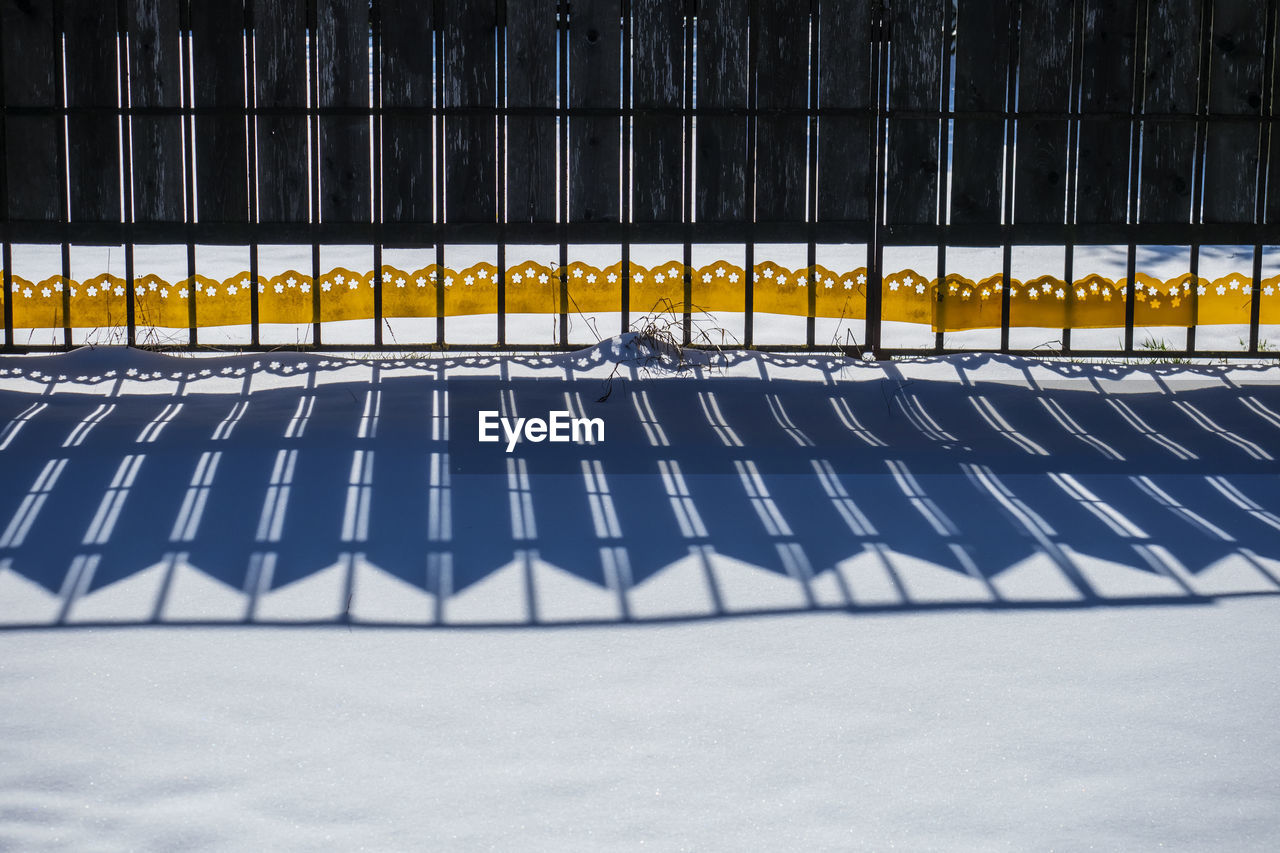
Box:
left=2, top=340, right=1279, bottom=850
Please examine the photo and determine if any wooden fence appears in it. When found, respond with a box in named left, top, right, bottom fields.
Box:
left=1, top=0, right=1278, bottom=354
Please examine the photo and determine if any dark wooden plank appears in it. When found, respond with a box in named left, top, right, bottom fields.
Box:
left=318, top=0, right=371, bottom=222
left=754, top=0, right=808, bottom=221
left=255, top=0, right=309, bottom=222
left=380, top=0, right=433, bottom=111
left=3, top=117, right=62, bottom=221
left=2, top=0, right=61, bottom=221
left=1075, top=0, right=1138, bottom=225
left=632, top=0, right=684, bottom=223
left=950, top=0, right=1011, bottom=225
left=127, top=0, right=184, bottom=222
left=816, top=0, right=871, bottom=222
left=64, top=0, right=121, bottom=221
left=886, top=0, right=944, bottom=225
left=1014, top=1, right=1073, bottom=224
left=695, top=0, right=749, bottom=222
left=1139, top=0, right=1200, bottom=223
left=442, top=0, right=496, bottom=223
left=380, top=0, right=434, bottom=222
left=190, top=0, right=249, bottom=222
left=505, top=0, right=557, bottom=223
left=568, top=0, right=621, bottom=222
left=1269, top=2, right=1280, bottom=226
left=1202, top=0, right=1267, bottom=223
left=2, top=0, right=59, bottom=105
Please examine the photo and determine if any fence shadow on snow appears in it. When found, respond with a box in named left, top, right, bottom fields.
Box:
left=1, top=345, right=1279, bottom=630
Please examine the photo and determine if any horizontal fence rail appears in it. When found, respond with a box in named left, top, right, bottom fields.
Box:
left=0, top=0, right=1278, bottom=355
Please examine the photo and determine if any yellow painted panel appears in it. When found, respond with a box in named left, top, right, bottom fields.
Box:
left=2, top=262, right=1274, bottom=332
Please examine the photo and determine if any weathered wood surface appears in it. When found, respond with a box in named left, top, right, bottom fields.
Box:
left=1269, top=2, right=1280, bottom=226
left=568, top=0, right=621, bottom=222
left=886, top=0, right=945, bottom=225
left=2, top=0, right=62, bottom=221
left=1201, top=0, right=1268, bottom=224
left=755, top=0, right=808, bottom=222
left=190, top=0, right=249, bottom=222
left=632, top=0, right=684, bottom=223
left=444, top=0, right=497, bottom=223
left=505, top=0, right=557, bottom=223
left=318, top=0, right=371, bottom=223
left=380, top=0, right=434, bottom=223
left=0, top=0, right=1271, bottom=237
left=1014, top=1, right=1074, bottom=224
left=127, top=0, right=184, bottom=222
left=255, top=0, right=310, bottom=223
left=1138, top=0, right=1200, bottom=224
left=951, top=0, right=1011, bottom=225
left=64, top=0, right=120, bottom=221
left=695, top=0, right=749, bottom=222
left=1075, top=0, right=1137, bottom=225
left=817, top=0, right=872, bottom=222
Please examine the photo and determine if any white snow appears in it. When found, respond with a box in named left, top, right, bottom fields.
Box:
left=1, top=341, right=1279, bottom=849
left=2, top=604, right=1278, bottom=851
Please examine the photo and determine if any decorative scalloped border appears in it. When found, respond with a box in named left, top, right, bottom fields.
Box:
left=3, top=263, right=1276, bottom=329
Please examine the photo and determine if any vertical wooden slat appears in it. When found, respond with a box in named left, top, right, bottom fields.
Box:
left=683, top=0, right=694, bottom=342
left=1123, top=0, right=1150, bottom=355
left=816, top=0, right=871, bottom=222
left=754, top=0, right=808, bottom=221
left=1201, top=0, right=1267, bottom=223
left=372, top=0, right=383, bottom=344
left=744, top=0, right=758, bottom=343
left=804, top=0, right=818, bottom=344
left=863, top=0, right=885, bottom=355
left=1139, top=0, right=1201, bottom=223
left=120, top=0, right=136, bottom=344
left=443, top=0, right=496, bottom=222
left=64, top=0, right=121, bottom=221
left=620, top=0, right=631, bottom=330
left=997, top=1, right=1018, bottom=351
left=885, top=0, right=943, bottom=226
left=318, top=0, right=371, bottom=222
left=1014, top=1, right=1074, bottom=224
left=491, top=0, right=502, bottom=342
left=2, top=0, right=61, bottom=222
left=568, top=0, right=621, bottom=222
left=255, top=0, right=309, bottom=222
left=632, top=0, right=683, bottom=222
left=1266, top=0, right=1280, bottom=226
left=1062, top=0, right=1086, bottom=351
left=380, top=0, right=434, bottom=222
left=505, top=0, right=556, bottom=222
left=806, top=0, right=817, bottom=346
left=127, top=0, right=183, bottom=222
left=1248, top=0, right=1276, bottom=353
left=433, top=0, right=445, bottom=343
left=182, top=0, right=198, bottom=344
left=696, top=0, right=749, bottom=222
left=1075, top=0, right=1137, bottom=224
left=951, top=0, right=1012, bottom=225
left=558, top=0, right=569, bottom=341
left=191, top=0, right=249, bottom=222
left=935, top=0, right=951, bottom=351
left=246, top=0, right=261, bottom=344
left=1, top=0, right=10, bottom=347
